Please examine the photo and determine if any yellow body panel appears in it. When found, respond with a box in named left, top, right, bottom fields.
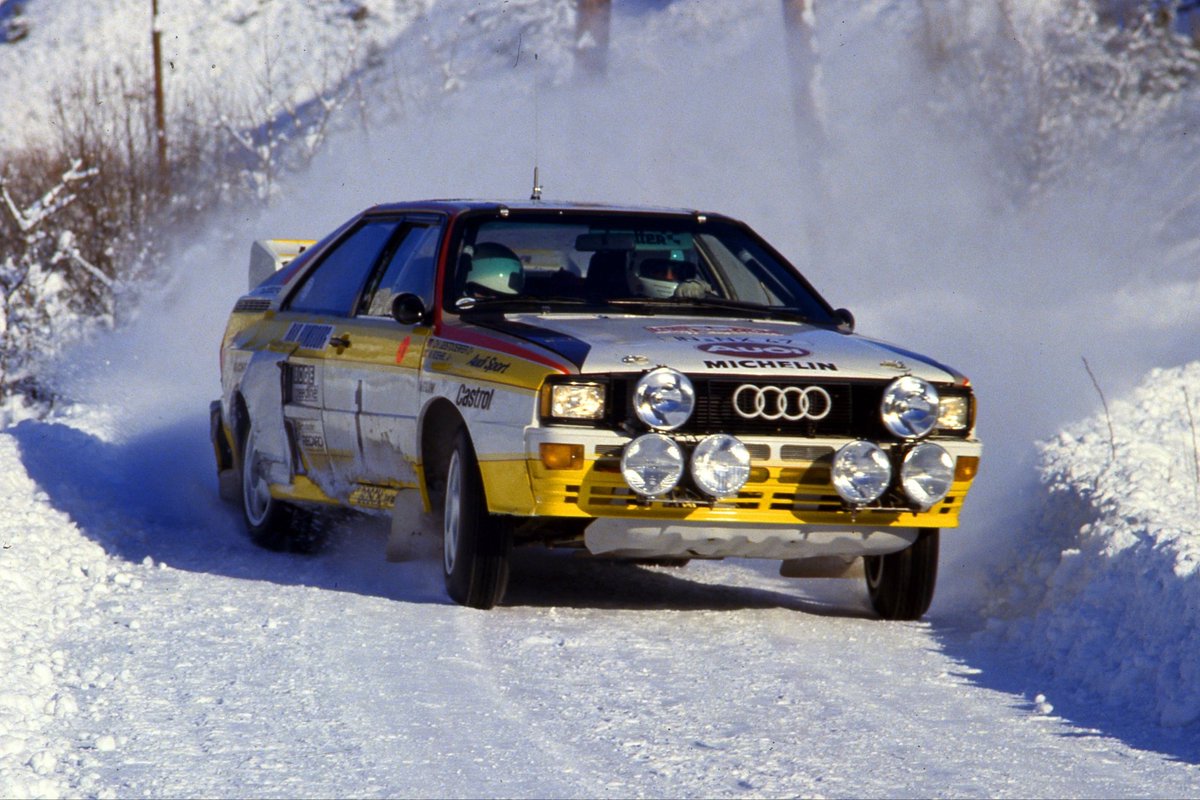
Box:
left=525, top=457, right=975, bottom=527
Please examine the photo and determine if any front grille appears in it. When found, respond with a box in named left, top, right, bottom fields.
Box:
left=611, top=376, right=889, bottom=439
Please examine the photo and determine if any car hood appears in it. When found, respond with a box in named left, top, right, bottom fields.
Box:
left=484, top=313, right=965, bottom=384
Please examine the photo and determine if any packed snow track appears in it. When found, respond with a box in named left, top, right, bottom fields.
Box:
left=0, top=413, right=1196, bottom=798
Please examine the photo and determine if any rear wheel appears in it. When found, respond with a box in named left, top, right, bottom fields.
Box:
left=240, top=421, right=322, bottom=553
left=442, top=428, right=511, bottom=609
left=864, top=528, right=939, bottom=620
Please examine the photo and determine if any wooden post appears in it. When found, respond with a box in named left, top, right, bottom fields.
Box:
left=575, top=0, right=611, bottom=79
left=151, top=0, right=169, bottom=190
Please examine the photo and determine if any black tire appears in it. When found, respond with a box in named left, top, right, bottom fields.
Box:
left=864, top=528, right=939, bottom=621
left=240, top=421, right=323, bottom=553
left=441, top=428, right=511, bottom=609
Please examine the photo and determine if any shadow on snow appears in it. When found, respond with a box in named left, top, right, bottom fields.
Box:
left=16, top=414, right=1197, bottom=763
left=9, top=415, right=862, bottom=617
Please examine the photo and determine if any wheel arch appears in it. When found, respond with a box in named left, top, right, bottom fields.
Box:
left=419, top=397, right=469, bottom=511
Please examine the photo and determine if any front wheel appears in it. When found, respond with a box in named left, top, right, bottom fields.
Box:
left=442, top=429, right=511, bottom=609
left=864, top=528, right=939, bottom=620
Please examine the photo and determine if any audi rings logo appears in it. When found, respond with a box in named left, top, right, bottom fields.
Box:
left=733, top=385, right=833, bottom=421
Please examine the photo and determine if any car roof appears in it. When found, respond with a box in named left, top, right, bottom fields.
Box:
left=362, top=199, right=725, bottom=219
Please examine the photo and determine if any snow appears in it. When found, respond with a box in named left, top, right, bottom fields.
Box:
left=3, top=0, right=1200, bottom=796
left=978, top=362, right=1200, bottom=730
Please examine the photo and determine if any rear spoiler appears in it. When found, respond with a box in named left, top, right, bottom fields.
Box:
left=248, top=238, right=315, bottom=290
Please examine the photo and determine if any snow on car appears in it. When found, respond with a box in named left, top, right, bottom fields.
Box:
left=210, top=200, right=981, bottom=618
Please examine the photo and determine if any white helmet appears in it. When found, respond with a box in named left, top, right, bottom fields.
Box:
left=466, top=242, right=524, bottom=295
left=632, top=256, right=698, bottom=299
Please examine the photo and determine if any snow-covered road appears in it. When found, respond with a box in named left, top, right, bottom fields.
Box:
left=3, top=412, right=1196, bottom=798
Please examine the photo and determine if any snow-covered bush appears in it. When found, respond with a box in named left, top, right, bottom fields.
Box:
left=917, top=0, right=1200, bottom=198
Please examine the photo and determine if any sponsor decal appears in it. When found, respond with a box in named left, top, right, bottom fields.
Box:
left=455, top=385, right=495, bottom=410
left=467, top=353, right=511, bottom=374
left=698, top=342, right=811, bottom=357
left=429, top=339, right=471, bottom=355
left=288, top=363, right=319, bottom=405
left=634, top=231, right=690, bottom=248
left=396, top=336, right=411, bottom=365
left=349, top=484, right=399, bottom=510
left=646, top=324, right=782, bottom=337
left=283, top=322, right=333, bottom=350
left=294, top=418, right=325, bottom=450
left=703, top=359, right=838, bottom=372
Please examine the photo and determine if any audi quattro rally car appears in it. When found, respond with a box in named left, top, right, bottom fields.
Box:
left=211, top=200, right=981, bottom=619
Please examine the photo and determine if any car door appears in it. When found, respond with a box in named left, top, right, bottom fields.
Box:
left=321, top=216, right=445, bottom=498
left=280, top=215, right=405, bottom=499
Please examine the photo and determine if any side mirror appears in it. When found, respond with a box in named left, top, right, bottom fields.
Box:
left=834, top=307, right=855, bottom=332
left=391, top=293, right=426, bottom=325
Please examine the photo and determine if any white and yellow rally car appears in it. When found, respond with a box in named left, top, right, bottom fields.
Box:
left=211, top=200, right=980, bottom=619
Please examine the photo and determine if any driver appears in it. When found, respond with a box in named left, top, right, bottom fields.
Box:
left=630, top=254, right=711, bottom=299
left=463, top=242, right=524, bottom=296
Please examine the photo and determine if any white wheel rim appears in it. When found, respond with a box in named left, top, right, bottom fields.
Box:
left=443, top=450, right=462, bottom=575
left=242, top=428, right=272, bottom=527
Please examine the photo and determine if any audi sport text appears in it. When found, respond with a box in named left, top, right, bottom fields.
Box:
left=211, top=200, right=981, bottom=619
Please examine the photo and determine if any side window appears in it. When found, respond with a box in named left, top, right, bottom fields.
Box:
left=362, top=221, right=444, bottom=317
left=287, top=218, right=401, bottom=316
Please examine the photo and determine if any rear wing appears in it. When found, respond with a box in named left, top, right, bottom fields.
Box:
left=248, top=239, right=315, bottom=290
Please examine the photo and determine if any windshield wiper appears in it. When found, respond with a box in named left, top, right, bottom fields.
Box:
left=607, top=296, right=815, bottom=323
left=455, top=295, right=597, bottom=312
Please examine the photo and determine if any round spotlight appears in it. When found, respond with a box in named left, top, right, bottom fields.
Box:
left=900, top=442, right=955, bottom=509
left=691, top=434, right=752, bottom=497
left=881, top=376, right=939, bottom=439
left=621, top=434, right=685, bottom=497
left=831, top=440, right=892, bottom=505
left=633, top=368, right=695, bottom=431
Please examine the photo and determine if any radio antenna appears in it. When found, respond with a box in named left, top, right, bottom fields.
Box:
left=530, top=166, right=543, bottom=201
left=527, top=46, right=543, bottom=201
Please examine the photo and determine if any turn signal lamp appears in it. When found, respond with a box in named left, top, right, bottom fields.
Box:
left=539, top=443, right=584, bottom=470
left=954, top=456, right=980, bottom=482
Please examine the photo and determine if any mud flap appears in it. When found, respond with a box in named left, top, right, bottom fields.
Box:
left=386, top=489, right=437, bottom=562
left=210, top=400, right=239, bottom=503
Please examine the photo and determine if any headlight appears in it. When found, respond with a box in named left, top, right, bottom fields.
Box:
left=548, top=383, right=605, bottom=420
left=900, top=442, right=954, bottom=509
left=831, top=440, right=892, bottom=505
left=936, top=393, right=970, bottom=432
left=881, top=376, right=939, bottom=439
left=690, top=434, right=751, bottom=497
left=633, top=368, right=694, bottom=431
left=621, top=434, right=685, bottom=497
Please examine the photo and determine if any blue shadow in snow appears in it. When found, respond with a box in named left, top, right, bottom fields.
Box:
left=932, top=621, right=1200, bottom=766
left=9, top=417, right=864, bottom=615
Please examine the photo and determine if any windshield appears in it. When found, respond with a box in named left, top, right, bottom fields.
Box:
left=446, top=213, right=838, bottom=325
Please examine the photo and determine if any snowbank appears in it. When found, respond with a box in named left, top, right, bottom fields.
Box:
left=977, top=361, right=1200, bottom=728
left=0, top=420, right=145, bottom=799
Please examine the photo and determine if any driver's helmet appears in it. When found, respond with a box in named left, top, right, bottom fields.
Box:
left=466, top=242, right=524, bottom=295
left=631, top=254, right=697, bottom=299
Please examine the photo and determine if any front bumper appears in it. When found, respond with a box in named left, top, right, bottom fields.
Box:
left=520, top=427, right=980, bottom=528
left=583, top=520, right=921, bottom=559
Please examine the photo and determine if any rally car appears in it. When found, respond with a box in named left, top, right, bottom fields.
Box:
left=211, top=200, right=980, bottom=619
